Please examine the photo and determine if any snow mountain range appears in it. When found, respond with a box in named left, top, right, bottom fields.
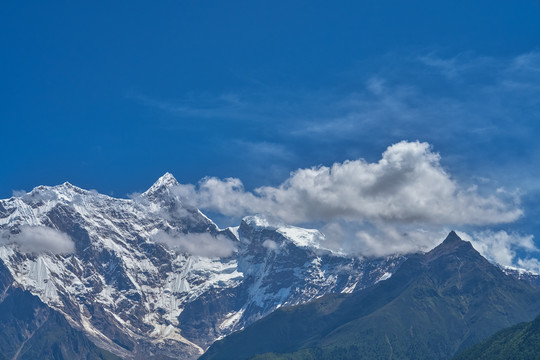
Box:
left=0, top=174, right=404, bottom=360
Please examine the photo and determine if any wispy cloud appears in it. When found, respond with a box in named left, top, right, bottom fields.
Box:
left=294, top=53, right=540, bottom=143
left=128, top=92, right=279, bottom=122
left=458, top=230, right=540, bottom=273
left=11, top=190, right=27, bottom=197
left=152, top=231, right=237, bottom=258
left=131, top=53, right=540, bottom=183
left=232, top=140, right=293, bottom=161
left=1, top=225, right=75, bottom=255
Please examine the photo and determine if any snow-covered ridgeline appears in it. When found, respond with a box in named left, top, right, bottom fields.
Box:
left=0, top=174, right=404, bottom=359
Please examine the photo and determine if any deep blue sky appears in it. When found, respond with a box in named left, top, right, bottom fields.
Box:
left=2, top=1, right=540, bottom=238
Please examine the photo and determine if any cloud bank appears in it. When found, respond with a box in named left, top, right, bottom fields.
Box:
left=318, top=221, right=447, bottom=258
left=174, top=141, right=522, bottom=226
left=1, top=225, right=75, bottom=255
left=167, top=140, right=540, bottom=273
left=153, top=231, right=237, bottom=258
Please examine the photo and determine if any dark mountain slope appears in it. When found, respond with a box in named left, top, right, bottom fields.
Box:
left=453, top=314, right=540, bottom=360
left=0, top=261, right=120, bottom=360
left=201, top=232, right=540, bottom=360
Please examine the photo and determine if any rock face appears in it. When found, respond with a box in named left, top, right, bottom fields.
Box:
left=0, top=260, right=120, bottom=360
left=0, top=174, right=404, bottom=359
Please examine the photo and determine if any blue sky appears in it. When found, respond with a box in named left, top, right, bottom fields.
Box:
left=2, top=1, right=540, bottom=267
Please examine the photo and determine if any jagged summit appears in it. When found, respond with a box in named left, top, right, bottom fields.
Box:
left=55, top=181, right=89, bottom=194
left=147, top=172, right=179, bottom=190
left=23, top=181, right=91, bottom=200
left=426, top=230, right=476, bottom=262
left=143, top=172, right=180, bottom=198
left=22, top=174, right=180, bottom=202
left=156, top=172, right=179, bottom=186
left=443, top=230, right=462, bottom=243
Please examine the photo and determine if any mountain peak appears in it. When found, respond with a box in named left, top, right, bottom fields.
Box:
left=426, top=230, right=475, bottom=261
left=143, top=173, right=180, bottom=197
left=155, top=172, right=179, bottom=187
left=27, top=181, right=87, bottom=198
left=57, top=181, right=86, bottom=192
left=443, top=230, right=462, bottom=244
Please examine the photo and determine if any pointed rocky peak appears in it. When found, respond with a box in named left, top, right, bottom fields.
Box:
left=153, top=172, right=180, bottom=189
left=143, top=173, right=180, bottom=197
left=426, top=230, right=476, bottom=262
left=441, top=230, right=464, bottom=246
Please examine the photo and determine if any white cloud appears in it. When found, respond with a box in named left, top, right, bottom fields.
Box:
left=353, top=226, right=442, bottom=258
left=170, top=141, right=526, bottom=260
left=319, top=221, right=448, bottom=258
left=173, top=141, right=522, bottom=227
left=153, top=231, right=237, bottom=258
left=517, top=258, right=540, bottom=274
left=457, top=230, right=540, bottom=273
left=1, top=225, right=75, bottom=255
left=262, top=239, right=279, bottom=251
left=11, top=190, right=26, bottom=197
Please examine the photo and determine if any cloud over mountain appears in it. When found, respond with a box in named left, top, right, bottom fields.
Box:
left=458, top=230, right=540, bottom=273
left=153, top=231, right=237, bottom=258
left=1, top=225, right=75, bottom=255
left=174, top=141, right=522, bottom=227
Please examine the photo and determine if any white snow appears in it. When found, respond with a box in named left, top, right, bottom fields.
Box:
left=376, top=272, right=393, bottom=283
left=341, top=282, right=358, bottom=294
left=277, top=226, right=323, bottom=248
left=243, top=214, right=333, bottom=251
left=219, top=308, right=245, bottom=330
left=227, top=226, right=240, bottom=241
left=0, top=177, right=401, bottom=359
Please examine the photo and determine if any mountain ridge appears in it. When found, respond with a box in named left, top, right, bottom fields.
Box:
left=201, top=232, right=540, bottom=360
left=0, top=174, right=404, bottom=359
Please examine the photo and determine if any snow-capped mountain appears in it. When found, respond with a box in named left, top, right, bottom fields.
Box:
left=0, top=174, right=404, bottom=360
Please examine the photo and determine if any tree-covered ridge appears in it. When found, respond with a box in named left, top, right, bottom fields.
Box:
left=453, top=314, right=540, bottom=360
